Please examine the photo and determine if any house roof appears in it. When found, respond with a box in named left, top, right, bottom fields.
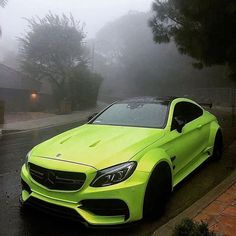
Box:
left=0, top=64, right=40, bottom=91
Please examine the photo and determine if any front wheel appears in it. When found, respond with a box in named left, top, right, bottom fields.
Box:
left=143, top=163, right=172, bottom=220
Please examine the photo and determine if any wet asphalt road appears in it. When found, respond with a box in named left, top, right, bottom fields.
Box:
left=0, top=122, right=236, bottom=236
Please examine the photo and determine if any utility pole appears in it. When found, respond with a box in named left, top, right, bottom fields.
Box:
left=91, top=42, right=95, bottom=73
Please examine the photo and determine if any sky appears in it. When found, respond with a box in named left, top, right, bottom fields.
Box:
left=0, top=0, right=153, bottom=51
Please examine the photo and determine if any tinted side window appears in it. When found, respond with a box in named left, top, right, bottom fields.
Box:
left=172, top=102, right=203, bottom=129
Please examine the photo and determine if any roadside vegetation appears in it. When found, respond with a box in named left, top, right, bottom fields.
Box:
left=0, top=0, right=8, bottom=36
left=94, top=11, right=233, bottom=101
left=19, top=13, right=102, bottom=110
left=172, top=218, right=218, bottom=236
left=0, top=0, right=7, bottom=8
left=150, top=0, right=236, bottom=80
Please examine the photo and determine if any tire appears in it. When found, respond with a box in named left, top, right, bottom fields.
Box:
left=143, top=163, right=172, bottom=220
left=212, top=130, right=223, bottom=161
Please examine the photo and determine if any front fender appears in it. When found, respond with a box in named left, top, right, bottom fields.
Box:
left=136, top=148, right=173, bottom=187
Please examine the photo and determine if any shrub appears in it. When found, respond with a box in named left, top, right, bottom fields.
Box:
left=172, top=218, right=218, bottom=236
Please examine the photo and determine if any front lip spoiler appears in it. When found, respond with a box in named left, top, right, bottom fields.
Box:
left=22, top=196, right=86, bottom=224
left=35, top=156, right=98, bottom=170
left=21, top=196, right=140, bottom=228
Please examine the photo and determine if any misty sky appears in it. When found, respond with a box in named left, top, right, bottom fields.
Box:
left=0, top=0, right=153, bottom=50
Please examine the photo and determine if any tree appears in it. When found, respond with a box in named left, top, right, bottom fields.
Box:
left=70, top=67, right=103, bottom=109
left=149, top=0, right=236, bottom=79
left=94, top=12, right=228, bottom=101
left=0, top=0, right=8, bottom=36
left=0, top=0, right=8, bottom=8
left=19, top=12, right=101, bottom=108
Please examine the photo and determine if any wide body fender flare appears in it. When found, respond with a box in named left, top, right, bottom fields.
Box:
left=135, top=148, right=174, bottom=190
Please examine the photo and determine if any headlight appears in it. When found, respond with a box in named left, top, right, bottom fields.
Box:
left=90, top=162, right=137, bottom=187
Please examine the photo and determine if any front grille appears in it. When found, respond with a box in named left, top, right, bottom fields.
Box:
left=29, top=163, right=86, bottom=191
left=25, top=197, right=84, bottom=221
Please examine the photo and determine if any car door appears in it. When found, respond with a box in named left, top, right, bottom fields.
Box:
left=169, top=101, right=209, bottom=184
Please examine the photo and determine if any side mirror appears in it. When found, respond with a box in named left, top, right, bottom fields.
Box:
left=87, top=112, right=98, bottom=122
left=174, top=116, right=186, bottom=133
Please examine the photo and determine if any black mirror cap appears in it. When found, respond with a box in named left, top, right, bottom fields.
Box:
left=174, top=116, right=186, bottom=133
left=176, top=124, right=184, bottom=133
left=87, top=112, right=98, bottom=122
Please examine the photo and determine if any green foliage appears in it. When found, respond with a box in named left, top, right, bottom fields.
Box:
left=0, top=0, right=8, bottom=8
left=19, top=12, right=102, bottom=109
left=172, top=218, right=217, bottom=236
left=150, top=0, right=236, bottom=78
left=69, top=67, right=103, bottom=109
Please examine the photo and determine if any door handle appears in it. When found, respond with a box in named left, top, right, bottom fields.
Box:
left=197, top=124, right=202, bottom=129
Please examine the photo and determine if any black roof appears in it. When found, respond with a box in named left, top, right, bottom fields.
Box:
left=118, top=96, right=178, bottom=104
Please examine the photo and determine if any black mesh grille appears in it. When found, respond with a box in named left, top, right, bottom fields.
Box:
left=81, top=199, right=129, bottom=220
left=25, top=197, right=84, bottom=221
left=29, top=163, right=86, bottom=191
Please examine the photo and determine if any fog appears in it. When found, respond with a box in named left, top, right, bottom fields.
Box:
left=0, top=0, right=234, bottom=109
left=0, top=0, right=152, bottom=47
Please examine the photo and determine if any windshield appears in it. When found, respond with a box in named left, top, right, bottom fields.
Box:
left=91, top=102, right=168, bottom=128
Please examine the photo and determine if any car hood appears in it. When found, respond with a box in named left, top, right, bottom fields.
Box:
left=31, top=124, right=165, bottom=170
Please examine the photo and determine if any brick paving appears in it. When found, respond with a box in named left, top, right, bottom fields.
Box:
left=194, top=183, right=236, bottom=236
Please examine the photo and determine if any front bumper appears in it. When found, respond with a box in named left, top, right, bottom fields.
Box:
left=21, top=164, right=149, bottom=226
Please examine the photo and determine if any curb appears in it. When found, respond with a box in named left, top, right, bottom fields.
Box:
left=0, top=104, right=108, bottom=136
left=1, top=119, right=87, bottom=136
left=153, top=169, right=236, bottom=236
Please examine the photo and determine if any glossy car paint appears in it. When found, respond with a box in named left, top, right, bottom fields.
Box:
left=21, top=98, right=220, bottom=225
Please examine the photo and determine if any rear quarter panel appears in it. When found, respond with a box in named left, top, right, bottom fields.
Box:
left=206, top=111, right=221, bottom=152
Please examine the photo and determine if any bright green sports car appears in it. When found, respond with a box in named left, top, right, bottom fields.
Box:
left=20, top=97, right=223, bottom=226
